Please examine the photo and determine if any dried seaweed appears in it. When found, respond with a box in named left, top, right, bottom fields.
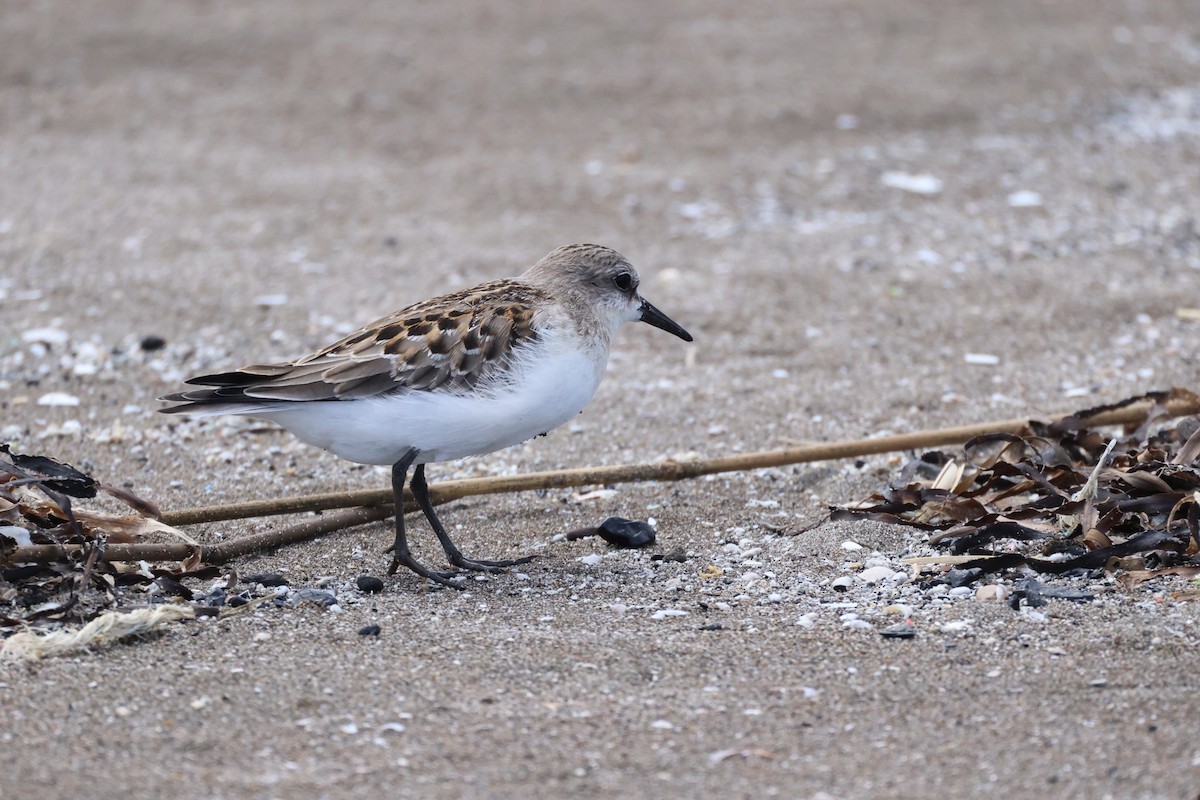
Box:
left=834, top=389, right=1200, bottom=592
left=0, top=445, right=210, bottom=631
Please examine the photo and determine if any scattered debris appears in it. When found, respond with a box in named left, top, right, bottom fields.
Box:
left=835, top=389, right=1200, bottom=592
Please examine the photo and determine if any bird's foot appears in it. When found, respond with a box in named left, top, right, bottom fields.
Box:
left=448, top=554, right=536, bottom=573
left=385, top=550, right=467, bottom=590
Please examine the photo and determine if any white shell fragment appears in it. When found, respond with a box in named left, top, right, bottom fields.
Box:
left=36, top=392, right=81, bottom=407
left=1007, top=190, right=1043, bottom=208
left=881, top=171, right=943, bottom=195
left=963, top=352, right=1000, bottom=366
left=21, top=328, right=70, bottom=346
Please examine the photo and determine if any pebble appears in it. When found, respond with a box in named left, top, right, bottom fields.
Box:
left=356, top=575, right=385, bottom=593
left=651, top=609, right=688, bottom=620
left=21, top=327, right=69, bottom=346
left=1007, top=190, right=1043, bottom=207
left=245, top=573, right=289, bottom=587
left=858, top=566, right=895, bottom=585
left=880, top=622, right=916, bottom=639
left=36, top=392, right=80, bottom=407
left=294, top=588, right=338, bottom=607
left=40, top=420, right=82, bottom=437
left=881, top=171, right=943, bottom=195
left=831, top=576, right=853, bottom=592
left=975, top=584, right=1010, bottom=601
left=577, top=554, right=603, bottom=567
left=948, top=587, right=974, bottom=599
left=946, top=568, right=983, bottom=588
left=963, top=352, right=1001, bottom=366
left=358, top=624, right=382, bottom=637
left=840, top=541, right=864, bottom=552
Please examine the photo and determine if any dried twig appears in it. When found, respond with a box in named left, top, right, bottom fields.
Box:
left=157, top=395, right=1199, bottom=527
left=8, top=392, right=1199, bottom=566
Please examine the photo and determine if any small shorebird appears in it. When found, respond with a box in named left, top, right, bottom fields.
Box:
left=160, top=244, right=693, bottom=586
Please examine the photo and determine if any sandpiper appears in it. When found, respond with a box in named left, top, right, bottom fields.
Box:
left=161, top=244, right=693, bottom=586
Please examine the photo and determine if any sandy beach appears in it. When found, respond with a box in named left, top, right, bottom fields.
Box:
left=3, top=1, right=1200, bottom=797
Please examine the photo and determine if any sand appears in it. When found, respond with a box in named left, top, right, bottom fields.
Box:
left=2, top=1, right=1200, bottom=797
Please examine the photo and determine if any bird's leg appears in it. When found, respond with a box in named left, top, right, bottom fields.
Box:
left=410, top=464, right=535, bottom=572
left=385, top=451, right=464, bottom=588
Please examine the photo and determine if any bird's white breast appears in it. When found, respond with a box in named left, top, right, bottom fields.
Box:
left=259, top=332, right=607, bottom=466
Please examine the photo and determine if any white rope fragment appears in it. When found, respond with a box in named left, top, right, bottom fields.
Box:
left=1, top=604, right=195, bottom=662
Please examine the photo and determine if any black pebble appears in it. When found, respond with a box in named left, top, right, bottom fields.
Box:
left=359, top=624, right=382, bottom=637
left=244, top=573, right=289, bottom=587
left=946, top=567, right=983, bottom=588
left=357, top=575, right=385, bottom=593
left=699, top=623, right=724, bottom=631
left=139, top=335, right=166, bottom=351
left=597, top=517, right=656, bottom=548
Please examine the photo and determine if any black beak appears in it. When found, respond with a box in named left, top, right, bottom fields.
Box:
left=638, top=298, right=693, bottom=342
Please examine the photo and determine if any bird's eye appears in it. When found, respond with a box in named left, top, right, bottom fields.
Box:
left=613, top=272, right=635, bottom=292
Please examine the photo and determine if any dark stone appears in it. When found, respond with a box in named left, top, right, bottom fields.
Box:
left=356, top=575, right=385, bottom=593
left=597, top=517, right=656, bottom=548
left=244, top=573, right=289, bottom=587
left=947, top=567, right=983, bottom=588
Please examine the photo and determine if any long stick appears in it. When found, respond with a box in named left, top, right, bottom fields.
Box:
left=11, top=507, right=393, bottom=565
left=9, top=392, right=1197, bottom=565
left=158, top=394, right=1197, bottom=526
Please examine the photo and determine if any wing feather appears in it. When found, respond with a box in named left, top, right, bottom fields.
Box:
left=160, top=279, right=549, bottom=411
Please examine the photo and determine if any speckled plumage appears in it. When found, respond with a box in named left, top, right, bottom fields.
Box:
left=160, top=243, right=693, bottom=586
left=163, top=279, right=550, bottom=405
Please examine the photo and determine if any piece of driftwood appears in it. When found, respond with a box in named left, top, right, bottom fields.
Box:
left=8, top=392, right=1198, bottom=565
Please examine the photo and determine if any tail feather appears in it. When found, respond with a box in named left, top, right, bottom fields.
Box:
left=159, top=368, right=294, bottom=417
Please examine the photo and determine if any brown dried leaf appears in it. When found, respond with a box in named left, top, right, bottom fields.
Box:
left=99, top=483, right=163, bottom=519
left=1176, top=426, right=1200, bottom=466
left=1116, top=566, right=1200, bottom=588
left=68, top=509, right=198, bottom=545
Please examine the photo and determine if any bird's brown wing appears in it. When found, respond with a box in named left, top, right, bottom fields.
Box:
left=160, top=280, right=548, bottom=408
